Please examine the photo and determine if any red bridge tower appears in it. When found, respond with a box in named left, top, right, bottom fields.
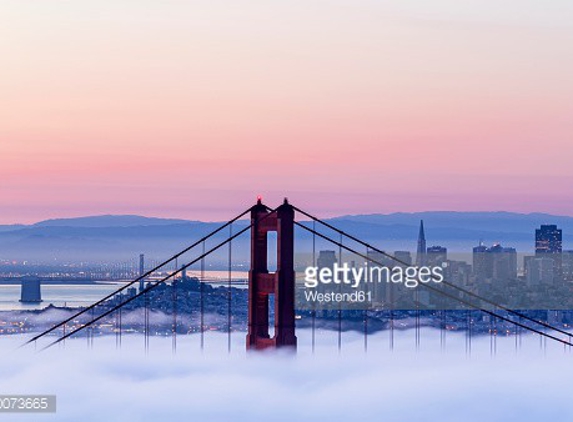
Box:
left=247, top=198, right=297, bottom=350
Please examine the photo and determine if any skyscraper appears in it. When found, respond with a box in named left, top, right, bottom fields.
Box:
left=445, top=260, right=472, bottom=287
left=472, top=243, right=517, bottom=282
left=489, top=244, right=517, bottom=281
left=526, top=257, right=555, bottom=285
left=394, top=251, right=412, bottom=266
left=426, top=246, right=447, bottom=267
left=472, top=243, right=489, bottom=281
left=535, top=225, right=562, bottom=255
left=366, top=250, right=391, bottom=307
left=317, top=250, right=337, bottom=269
left=563, top=250, right=573, bottom=281
left=416, top=220, right=427, bottom=266
left=316, top=250, right=338, bottom=296
left=535, top=224, right=562, bottom=280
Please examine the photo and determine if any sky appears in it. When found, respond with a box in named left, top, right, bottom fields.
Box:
left=1, top=329, right=573, bottom=421
left=1, top=1, right=572, bottom=224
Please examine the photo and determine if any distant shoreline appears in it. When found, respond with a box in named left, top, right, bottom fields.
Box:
left=0, top=279, right=114, bottom=285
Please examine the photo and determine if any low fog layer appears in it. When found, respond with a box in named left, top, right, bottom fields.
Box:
left=0, top=329, right=571, bottom=421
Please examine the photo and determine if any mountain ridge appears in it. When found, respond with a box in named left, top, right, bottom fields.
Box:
left=1, top=211, right=572, bottom=262
left=3, top=210, right=573, bottom=229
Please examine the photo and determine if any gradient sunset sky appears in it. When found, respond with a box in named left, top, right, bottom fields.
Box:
left=1, top=1, right=572, bottom=224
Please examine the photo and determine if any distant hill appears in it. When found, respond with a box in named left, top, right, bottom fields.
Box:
left=333, top=211, right=573, bottom=234
left=0, top=224, right=25, bottom=233
left=0, top=211, right=572, bottom=263
left=32, top=215, right=195, bottom=228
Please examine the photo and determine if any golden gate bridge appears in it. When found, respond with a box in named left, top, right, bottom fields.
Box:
left=23, top=199, right=573, bottom=353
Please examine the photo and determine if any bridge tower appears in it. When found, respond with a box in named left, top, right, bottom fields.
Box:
left=247, top=198, right=297, bottom=350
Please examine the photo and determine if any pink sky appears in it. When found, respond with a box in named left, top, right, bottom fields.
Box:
left=1, top=1, right=572, bottom=224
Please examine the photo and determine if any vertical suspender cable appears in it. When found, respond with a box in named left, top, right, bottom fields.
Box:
left=90, top=307, right=95, bottom=349
left=172, top=271, right=177, bottom=355
left=118, top=303, right=122, bottom=349
left=337, top=233, right=342, bottom=353
left=228, top=223, right=232, bottom=353
left=312, top=220, right=316, bottom=354
left=201, top=241, right=205, bottom=351
left=145, top=290, right=150, bottom=355
left=114, top=308, right=118, bottom=349
left=518, top=314, right=522, bottom=350
left=443, top=310, right=447, bottom=351
left=515, top=313, right=519, bottom=354
left=364, top=247, right=368, bottom=353
left=389, top=275, right=394, bottom=352
left=489, top=312, right=493, bottom=356
left=494, top=315, right=498, bottom=356
left=465, top=309, right=470, bottom=357
left=415, top=285, right=420, bottom=351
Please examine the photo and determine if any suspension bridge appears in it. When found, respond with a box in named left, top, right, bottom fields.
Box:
left=23, top=199, right=573, bottom=353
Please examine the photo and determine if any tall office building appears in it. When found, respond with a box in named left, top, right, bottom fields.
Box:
left=526, top=257, right=555, bottom=285
left=316, top=250, right=338, bottom=297
left=535, top=224, right=562, bottom=280
left=366, top=250, right=392, bottom=307
left=489, top=244, right=517, bottom=281
left=535, top=225, right=562, bottom=255
left=394, top=251, right=412, bottom=267
left=416, top=220, right=427, bottom=266
left=366, top=250, right=391, bottom=269
left=472, top=243, right=490, bottom=281
left=426, top=246, right=447, bottom=267
left=472, top=243, right=517, bottom=282
left=563, top=250, right=573, bottom=281
left=445, top=260, right=472, bottom=287
left=317, top=250, right=337, bottom=269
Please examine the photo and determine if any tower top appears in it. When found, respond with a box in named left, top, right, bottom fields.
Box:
left=418, top=220, right=426, bottom=241
left=416, top=220, right=427, bottom=266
